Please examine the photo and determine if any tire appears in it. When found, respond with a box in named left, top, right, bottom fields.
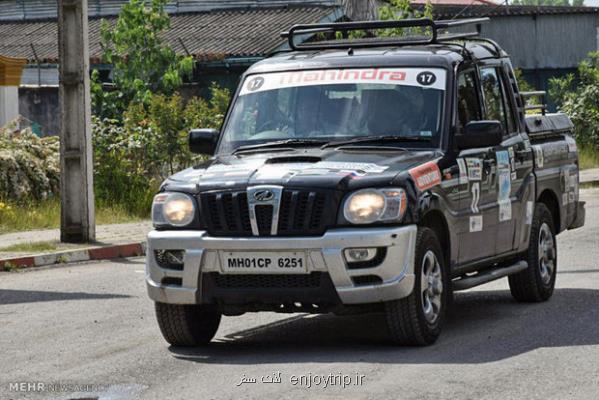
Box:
left=384, top=227, right=449, bottom=346
left=154, top=302, right=221, bottom=346
left=508, top=203, right=557, bottom=302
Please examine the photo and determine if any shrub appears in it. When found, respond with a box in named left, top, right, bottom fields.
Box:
left=0, top=124, right=59, bottom=202
left=550, top=51, right=599, bottom=150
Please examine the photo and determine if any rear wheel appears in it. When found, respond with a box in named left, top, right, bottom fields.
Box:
left=154, top=302, right=221, bottom=346
left=385, top=227, right=449, bottom=346
left=508, top=203, right=557, bottom=302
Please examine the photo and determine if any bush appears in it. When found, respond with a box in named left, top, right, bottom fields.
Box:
left=92, top=83, right=231, bottom=215
left=550, top=51, right=599, bottom=150
left=0, top=123, right=59, bottom=202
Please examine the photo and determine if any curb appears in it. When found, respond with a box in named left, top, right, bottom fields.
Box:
left=0, top=242, right=147, bottom=271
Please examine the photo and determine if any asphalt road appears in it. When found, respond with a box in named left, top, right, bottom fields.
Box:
left=2, top=190, right=599, bottom=400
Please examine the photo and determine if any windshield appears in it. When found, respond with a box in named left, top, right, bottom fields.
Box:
left=218, top=67, right=447, bottom=153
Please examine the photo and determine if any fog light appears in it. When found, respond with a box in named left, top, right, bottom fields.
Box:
left=345, top=248, right=377, bottom=263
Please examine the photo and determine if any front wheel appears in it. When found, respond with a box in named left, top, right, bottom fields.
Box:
left=154, top=302, right=221, bottom=346
left=384, top=227, right=449, bottom=346
left=508, top=203, right=557, bottom=302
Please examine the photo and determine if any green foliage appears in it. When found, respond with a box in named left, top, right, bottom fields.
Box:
left=333, top=0, right=433, bottom=40
left=92, top=84, right=231, bottom=215
left=511, top=0, right=583, bottom=5
left=549, top=51, right=599, bottom=150
left=377, top=0, right=433, bottom=37
left=91, top=0, right=193, bottom=119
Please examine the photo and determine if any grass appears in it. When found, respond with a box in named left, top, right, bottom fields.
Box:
left=0, top=241, right=58, bottom=253
left=579, top=146, right=599, bottom=170
left=0, top=198, right=148, bottom=234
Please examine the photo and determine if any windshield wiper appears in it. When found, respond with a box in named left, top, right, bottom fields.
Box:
left=321, top=135, right=432, bottom=149
left=232, top=139, right=329, bottom=154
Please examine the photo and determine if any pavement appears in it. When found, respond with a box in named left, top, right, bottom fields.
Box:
left=0, top=221, right=152, bottom=269
left=0, top=189, right=598, bottom=400
left=580, top=167, right=599, bottom=185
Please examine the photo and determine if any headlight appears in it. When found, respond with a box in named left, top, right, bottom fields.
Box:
left=343, top=188, right=407, bottom=224
left=152, top=192, right=196, bottom=227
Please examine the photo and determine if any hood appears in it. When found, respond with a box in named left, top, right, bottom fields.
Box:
left=163, top=147, right=441, bottom=193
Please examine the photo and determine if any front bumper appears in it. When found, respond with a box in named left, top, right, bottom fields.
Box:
left=145, top=225, right=417, bottom=306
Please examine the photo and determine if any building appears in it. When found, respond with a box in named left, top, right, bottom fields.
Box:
left=421, top=4, right=599, bottom=108
left=0, top=0, right=349, bottom=135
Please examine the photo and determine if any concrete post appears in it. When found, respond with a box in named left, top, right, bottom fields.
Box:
left=58, top=0, right=95, bottom=242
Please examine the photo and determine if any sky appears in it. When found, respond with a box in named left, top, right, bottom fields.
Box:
left=585, top=0, right=599, bottom=5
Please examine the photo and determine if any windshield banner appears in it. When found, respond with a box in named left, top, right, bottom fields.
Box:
left=239, top=68, right=446, bottom=96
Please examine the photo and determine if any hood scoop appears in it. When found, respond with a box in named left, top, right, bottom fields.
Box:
left=265, top=155, right=322, bottom=164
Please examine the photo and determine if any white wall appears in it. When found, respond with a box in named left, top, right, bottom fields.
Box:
left=0, top=86, right=19, bottom=127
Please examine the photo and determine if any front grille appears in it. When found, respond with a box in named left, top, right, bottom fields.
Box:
left=199, top=189, right=338, bottom=236
left=213, top=272, right=322, bottom=288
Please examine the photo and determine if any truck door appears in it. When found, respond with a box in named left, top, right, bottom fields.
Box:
left=478, top=65, right=533, bottom=255
left=455, top=69, right=500, bottom=264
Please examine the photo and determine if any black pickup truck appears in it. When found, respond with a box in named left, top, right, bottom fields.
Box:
left=146, top=18, right=585, bottom=346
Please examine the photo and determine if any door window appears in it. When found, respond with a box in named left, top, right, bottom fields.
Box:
left=456, top=71, right=481, bottom=131
left=480, top=67, right=507, bottom=132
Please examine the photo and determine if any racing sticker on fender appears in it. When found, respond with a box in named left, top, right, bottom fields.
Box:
left=498, top=169, right=512, bottom=222
left=533, top=145, right=544, bottom=168
left=526, top=201, right=534, bottom=225
left=239, top=68, right=447, bottom=96
left=469, top=215, right=483, bottom=232
left=409, top=161, right=442, bottom=191
left=465, top=158, right=482, bottom=181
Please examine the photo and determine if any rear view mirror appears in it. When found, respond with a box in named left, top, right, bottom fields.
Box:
left=189, top=129, right=219, bottom=155
left=456, top=121, right=503, bottom=149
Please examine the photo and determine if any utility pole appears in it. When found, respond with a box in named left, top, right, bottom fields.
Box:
left=58, top=0, right=95, bottom=242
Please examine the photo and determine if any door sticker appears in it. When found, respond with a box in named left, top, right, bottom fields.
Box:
left=409, top=161, right=442, bottom=191
left=469, top=215, right=483, bottom=232
left=533, top=145, right=544, bottom=168
left=508, top=147, right=516, bottom=172
left=499, top=200, right=512, bottom=222
left=466, top=158, right=482, bottom=181
left=457, top=158, right=468, bottom=184
left=470, top=182, right=480, bottom=213
left=496, top=150, right=510, bottom=170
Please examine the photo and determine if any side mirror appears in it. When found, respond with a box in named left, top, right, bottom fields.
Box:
left=189, top=129, right=219, bottom=155
left=456, top=121, right=503, bottom=149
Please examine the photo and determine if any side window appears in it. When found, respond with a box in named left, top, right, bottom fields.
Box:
left=480, top=67, right=507, bottom=132
left=457, top=71, right=481, bottom=131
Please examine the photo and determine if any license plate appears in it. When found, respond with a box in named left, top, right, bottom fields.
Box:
left=220, top=251, right=307, bottom=274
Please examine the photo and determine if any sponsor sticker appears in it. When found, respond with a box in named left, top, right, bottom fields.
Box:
left=511, top=171, right=517, bottom=181
left=499, top=200, right=512, bottom=222
left=526, top=201, right=534, bottom=225
left=470, top=215, right=483, bottom=232
left=239, top=68, right=448, bottom=96
left=470, top=182, right=480, bottom=213
left=533, top=145, right=544, bottom=168
left=465, top=158, right=482, bottom=181
left=457, top=158, right=468, bottom=184
left=409, top=161, right=442, bottom=191
left=496, top=151, right=510, bottom=170
left=508, top=147, right=516, bottom=171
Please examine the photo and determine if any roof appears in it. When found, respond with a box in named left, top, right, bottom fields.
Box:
left=248, top=42, right=499, bottom=74
left=411, top=0, right=498, bottom=5
left=421, top=4, right=599, bottom=18
left=0, top=0, right=339, bottom=21
left=0, top=6, right=342, bottom=63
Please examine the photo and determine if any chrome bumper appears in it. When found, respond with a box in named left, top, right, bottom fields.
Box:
left=145, top=225, right=417, bottom=305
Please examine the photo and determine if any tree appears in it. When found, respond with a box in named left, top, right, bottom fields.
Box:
left=91, top=0, right=193, bottom=119
left=549, top=52, right=599, bottom=149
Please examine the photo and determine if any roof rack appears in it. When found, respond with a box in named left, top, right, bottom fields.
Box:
left=281, top=17, right=490, bottom=51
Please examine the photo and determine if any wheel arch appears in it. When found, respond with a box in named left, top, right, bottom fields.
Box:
left=537, top=189, right=561, bottom=233
left=420, top=210, right=451, bottom=269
